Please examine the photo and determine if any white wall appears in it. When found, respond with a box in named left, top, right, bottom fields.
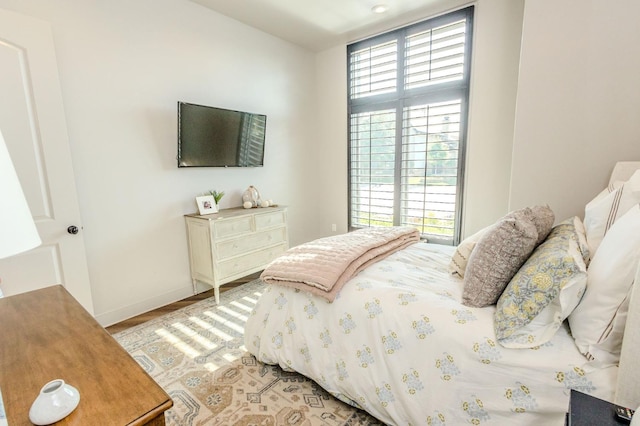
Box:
left=314, top=0, right=526, bottom=239
left=315, top=45, right=349, bottom=239
left=463, top=0, right=524, bottom=236
left=0, top=0, right=319, bottom=325
left=510, top=0, right=640, bottom=221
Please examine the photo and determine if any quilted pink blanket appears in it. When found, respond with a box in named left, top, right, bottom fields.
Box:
left=260, top=226, right=420, bottom=301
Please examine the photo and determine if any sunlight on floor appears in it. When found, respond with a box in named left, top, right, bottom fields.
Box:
left=188, top=316, right=215, bottom=331
left=155, top=327, right=200, bottom=358
left=218, top=305, right=248, bottom=321
left=242, top=295, right=260, bottom=304
left=202, top=311, right=243, bottom=337
left=223, top=349, right=245, bottom=363
left=203, top=362, right=220, bottom=372
left=149, top=285, right=258, bottom=369
left=171, top=322, right=218, bottom=350
left=230, top=301, right=253, bottom=313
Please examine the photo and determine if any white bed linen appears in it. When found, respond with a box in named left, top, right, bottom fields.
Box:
left=245, top=242, right=617, bottom=425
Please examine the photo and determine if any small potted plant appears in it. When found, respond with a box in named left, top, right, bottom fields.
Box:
left=208, top=190, right=225, bottom=207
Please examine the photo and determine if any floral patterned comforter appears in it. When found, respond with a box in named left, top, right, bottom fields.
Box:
left=244, top=242, right=617, bottom=425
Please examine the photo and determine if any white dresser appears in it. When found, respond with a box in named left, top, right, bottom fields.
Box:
left=184, top=206, right=288, bottom=303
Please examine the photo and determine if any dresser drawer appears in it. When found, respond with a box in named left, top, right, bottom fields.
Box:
left=215, top=227, right=287, bottom=260
left=213, top=216, right=253, bottom=239
left=185, top=206, right=288, bottom=303
left=217, top=243, right=287, bottom=280
left=255, top=210, right=286, bottom=230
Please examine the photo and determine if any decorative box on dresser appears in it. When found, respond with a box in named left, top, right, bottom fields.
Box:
left=184, top=206, right=288, bottom=303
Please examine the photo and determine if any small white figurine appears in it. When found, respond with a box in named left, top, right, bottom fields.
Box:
left=242, top=186, right=261, bottom=207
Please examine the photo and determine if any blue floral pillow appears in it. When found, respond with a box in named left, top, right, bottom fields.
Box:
left=494, top=217, right=589, bottom=348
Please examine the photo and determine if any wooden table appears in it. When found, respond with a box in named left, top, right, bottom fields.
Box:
left=0, top=285, right=172, bottom=425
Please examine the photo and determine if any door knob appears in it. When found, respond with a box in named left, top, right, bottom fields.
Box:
left=67, top=226, right=79, bottom=235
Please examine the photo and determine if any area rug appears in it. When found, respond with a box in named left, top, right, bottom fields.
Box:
left=114, top=280, right=383, bottom=425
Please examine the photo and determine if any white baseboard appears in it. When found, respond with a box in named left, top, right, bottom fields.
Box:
left=95, top=285, right=197, bottom=328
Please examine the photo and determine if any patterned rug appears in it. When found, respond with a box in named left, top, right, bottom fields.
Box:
left=114, top=280, right=383, bottom=425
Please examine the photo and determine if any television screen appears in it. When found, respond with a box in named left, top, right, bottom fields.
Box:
left=177, top=102, right=266, bottom=167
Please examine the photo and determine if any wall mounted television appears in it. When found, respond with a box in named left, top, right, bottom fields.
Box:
left=177, top=102, right=266, bottom=167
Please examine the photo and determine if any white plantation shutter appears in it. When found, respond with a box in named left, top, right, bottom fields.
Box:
left=348, top=7, right=473, bottom=244
left=401, top=101, right=461, bottom=237
left=405, top=19, right=467, bottom=89
left=350, top=109, right=396, bottom=227
left=350, top=40, right=397, bottom=99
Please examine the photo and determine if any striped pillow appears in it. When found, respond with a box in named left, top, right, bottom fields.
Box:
left=569, top=205, right=640, bottom=365
left=448, top=226, right=488, bottom=278
left=583, top=169, right=640, bottom=257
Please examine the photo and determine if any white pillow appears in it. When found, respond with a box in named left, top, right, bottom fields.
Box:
left=448, top=226, right=488, bottom=278
left=583, top=170, right=640, bottom=257
left=568, top=204, right=640, bottom=365
left=573, top=215, right=591, bottom=266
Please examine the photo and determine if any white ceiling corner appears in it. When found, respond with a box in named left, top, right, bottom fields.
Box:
left=188, top=0, right=468, bottom=51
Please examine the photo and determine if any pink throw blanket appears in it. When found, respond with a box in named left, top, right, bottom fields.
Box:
left=260, top=226, right=420, bottom=302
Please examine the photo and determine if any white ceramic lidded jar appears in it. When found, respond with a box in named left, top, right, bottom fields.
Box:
left=29, top=379, right=80, bottom=425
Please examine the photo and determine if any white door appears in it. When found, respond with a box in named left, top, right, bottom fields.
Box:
left=0, top=9, right=94, bottom=314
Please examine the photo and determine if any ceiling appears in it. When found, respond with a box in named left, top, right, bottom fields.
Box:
left=188, top=0, right=462, bottom=52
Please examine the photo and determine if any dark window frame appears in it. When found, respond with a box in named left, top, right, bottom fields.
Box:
left=347, top=6, right=474, bottom=245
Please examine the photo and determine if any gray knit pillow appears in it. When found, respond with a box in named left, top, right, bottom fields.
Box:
left=462, top=208, right=538, bottom=307
left=530, top=205, right=555, bottom=245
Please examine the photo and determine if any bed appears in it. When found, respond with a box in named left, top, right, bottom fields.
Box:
left=244, top=162, right=640, bottom=425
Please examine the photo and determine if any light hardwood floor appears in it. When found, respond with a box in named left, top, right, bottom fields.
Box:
left=105, top=271, right=262, bottom=334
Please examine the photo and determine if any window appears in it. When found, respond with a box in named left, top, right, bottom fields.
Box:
left=348, top=7, right=473, bottom=245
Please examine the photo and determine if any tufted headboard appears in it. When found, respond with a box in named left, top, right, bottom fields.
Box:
left=613, top=161, right=640, bottom=408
